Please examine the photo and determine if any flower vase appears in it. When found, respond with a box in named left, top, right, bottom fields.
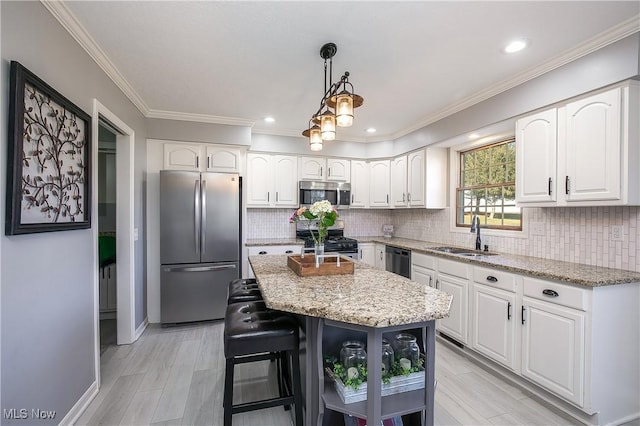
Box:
left=315, top=243, right=325, bottom=265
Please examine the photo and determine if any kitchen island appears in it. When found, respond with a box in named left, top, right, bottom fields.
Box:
left=248, top=254, right=452, bottom=426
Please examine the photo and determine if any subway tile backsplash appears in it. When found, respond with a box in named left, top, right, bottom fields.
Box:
left=246, top=206, right=640, bottom=272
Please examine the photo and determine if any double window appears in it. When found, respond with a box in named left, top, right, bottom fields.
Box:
left=456, top=139, right=521, bottom=231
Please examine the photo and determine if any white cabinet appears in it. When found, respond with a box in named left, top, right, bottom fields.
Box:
left=411, top=252, right=436, bottom=287
left=391, top=156, right=408, bottom=207
left=299, top=156, right=325, bottom=180
left=391, top=150, right=425, bottom=208
left=205, top=146, right=242, bottom=173
left=369, top=160, right=391, bottom=208
left=471, top=267, right=518, bottom=371
left=516, top=108, right=557, bottom=203
left=516, top=83, right=640, bottom=206
left=164, top=143, right=243, bottom=172
left=358, top=242, right=375, bottom=266
left=327, top=158, right=350, bottom=182
left=436, top=258, right=470, bottom=344
left=521, top=277, right=586, bottom=406
left=425, top=147, right=448, bottom=208
left=299, top=157, right=350, bottom=182
left=350, top=160, right=369, bottom=208
left=374, top=244, right=386, bottom=270
left=163, top=143, right=202, bottom=171
left=247, top=153, right=298, bottom=208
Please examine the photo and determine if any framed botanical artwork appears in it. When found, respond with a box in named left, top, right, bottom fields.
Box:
left=6, top=61, right=91, bottom=235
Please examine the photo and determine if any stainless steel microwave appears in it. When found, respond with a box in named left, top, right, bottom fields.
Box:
left=299, top=181, right=351, bottom=208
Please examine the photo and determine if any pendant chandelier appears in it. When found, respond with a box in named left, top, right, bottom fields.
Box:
left=302, top=42, right=364, bottom=151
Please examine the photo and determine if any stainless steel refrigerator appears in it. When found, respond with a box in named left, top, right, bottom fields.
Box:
left=160, top=170, right=240, bottom=324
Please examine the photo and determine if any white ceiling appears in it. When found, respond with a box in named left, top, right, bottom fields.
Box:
left=60, top=1, right=639, bottom=142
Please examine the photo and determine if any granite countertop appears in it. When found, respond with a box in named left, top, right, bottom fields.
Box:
left=246, top=238, right=305, bottom=247
left=361, top=237, right=640, bottom=287
left=249, top=254, right=452, bottom=328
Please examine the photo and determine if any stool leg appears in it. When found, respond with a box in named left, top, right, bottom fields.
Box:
left=290, top=348, right=303, bottom=426
left=223, top=358, right=234, bottom=426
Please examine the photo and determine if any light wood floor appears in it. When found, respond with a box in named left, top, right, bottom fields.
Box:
left=76, top=321, right=579, bottom=426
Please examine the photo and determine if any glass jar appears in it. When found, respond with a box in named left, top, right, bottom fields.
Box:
left=393, top=332, right=420, bottom=370
left=381, top=339, right=394, bottom=375
left=340, top=341, right=367, bottom=370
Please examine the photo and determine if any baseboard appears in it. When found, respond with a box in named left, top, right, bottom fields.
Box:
left=134, top=317, right=149, bottom=341
left=58, top=381, right=98, bottom=425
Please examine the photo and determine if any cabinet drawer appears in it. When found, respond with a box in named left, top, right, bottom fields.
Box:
left=438, top=258, right=470, bottom=279
left=523, top=277, right=590, bottom=311
left=412, top=252, right=436, bottom=269
left=248, top=245, right=302, bottom=256
left=473, top=266, right=516, bottom=292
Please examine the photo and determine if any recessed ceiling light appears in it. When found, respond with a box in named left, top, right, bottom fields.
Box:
left=468, top=133, right=479, bottom=139
left=264, top=116, right=275, bottom=123
left=366, top=128, right=377, bottom=133
left=504, top=39, right=528, bottom=54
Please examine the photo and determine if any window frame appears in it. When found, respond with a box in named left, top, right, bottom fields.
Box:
left=449, top=136, right=526, bottom=238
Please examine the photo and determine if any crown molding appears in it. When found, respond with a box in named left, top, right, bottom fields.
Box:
left=391, top=14, right=640, bottom=141
left=41, top=1, right=150, bottom=116
left=146, top=109, right=255, bottom=127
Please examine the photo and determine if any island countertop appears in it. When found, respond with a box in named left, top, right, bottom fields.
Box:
left=248, top=254, right=452, bottom=327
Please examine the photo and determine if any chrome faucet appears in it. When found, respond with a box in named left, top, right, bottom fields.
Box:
left=470, top=215, right=481, bottom=250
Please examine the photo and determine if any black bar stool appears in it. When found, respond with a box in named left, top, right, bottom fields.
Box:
left=223, top=301, right=303, bottom=426
left=227, top=278, right=263, bottom=304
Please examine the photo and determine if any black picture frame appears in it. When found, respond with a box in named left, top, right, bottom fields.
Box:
left=6, top=61, right=91, bottom=235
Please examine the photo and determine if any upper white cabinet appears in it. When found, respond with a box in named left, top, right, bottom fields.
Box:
left=205, top=146, right=242, bottom=173
left=516, top=83, right=640, bottom=206
left=164, top=143, right=243, bottom=173
left=299, top=156, right=325, bottom=180
left=391, top=148, right=447, bottom=209
left=164, top=143, right=202, bottom=171
left=369, top=160, right=391, bottom=207
left=246, top=153, right=298, bottom=208
left=390, top=156, right=408, bottom=207
left=350, top=160, right=369, bottom=208
left=299, top=157, right=350, bottom=182
left=515, top=109, right=557, bottom=203
left=326, top=158, right=350, bottom=182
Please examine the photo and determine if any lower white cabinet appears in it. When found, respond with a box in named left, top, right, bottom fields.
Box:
left=374, top=244, right=386, bottom=270
left=435, top=258, right=471, bottom=345
left=521, top=296, right=585, bottom=406
left=411, top=251, right=436, bottom=287
left=471, top=283, right=518, bottom=371
left=358, top=243, right=375, bottom=266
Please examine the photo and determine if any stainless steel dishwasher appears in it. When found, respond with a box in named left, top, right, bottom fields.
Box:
left=385, top=246, right=411, bottom=278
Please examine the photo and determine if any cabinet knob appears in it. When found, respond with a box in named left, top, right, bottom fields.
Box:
left=258, top=251, right=267, bottom=255
left=542, top=289, right=559, bottom=297
left=285, top=250, right=293, bottom=254
left=486, top=276, right=498, bottom=283
left=565, top=176, right=570, bottom=194
left=548, top=177, right=552, bottom=196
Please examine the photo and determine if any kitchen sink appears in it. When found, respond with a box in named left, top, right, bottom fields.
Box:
left=430, top=246, right=497, bottom=256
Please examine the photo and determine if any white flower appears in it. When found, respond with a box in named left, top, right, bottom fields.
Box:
left=309, top=200, right=332, bottom=216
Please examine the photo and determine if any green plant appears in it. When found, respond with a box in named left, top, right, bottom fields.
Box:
left=325, top=355, right=424, bottom=391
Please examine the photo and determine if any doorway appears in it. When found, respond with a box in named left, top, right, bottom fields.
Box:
left=97, top=123, right=117, bottom=354
left=91, top=99, right=136, bottom=386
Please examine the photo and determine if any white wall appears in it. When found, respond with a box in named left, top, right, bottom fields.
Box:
left=1, top=2, right=147, bottom=423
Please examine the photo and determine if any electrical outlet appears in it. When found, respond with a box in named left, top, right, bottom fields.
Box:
left=530, top=222, right=545, bottom=236
left=611, top=225, right=624, bottom=242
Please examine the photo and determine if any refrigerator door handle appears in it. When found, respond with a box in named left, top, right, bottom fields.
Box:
left=163, top=264, right=237, bottom=273
left=194, top=179, right=201, bottom=256
left=201, top=179, right=207, bottom=255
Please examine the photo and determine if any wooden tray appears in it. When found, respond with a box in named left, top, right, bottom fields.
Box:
left=287, top=254, right=355, bottom=277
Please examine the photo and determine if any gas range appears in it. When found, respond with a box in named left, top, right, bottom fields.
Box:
left=296, top=220, right=359, bottom=258
left=303, top=235, right=358, bottom=253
